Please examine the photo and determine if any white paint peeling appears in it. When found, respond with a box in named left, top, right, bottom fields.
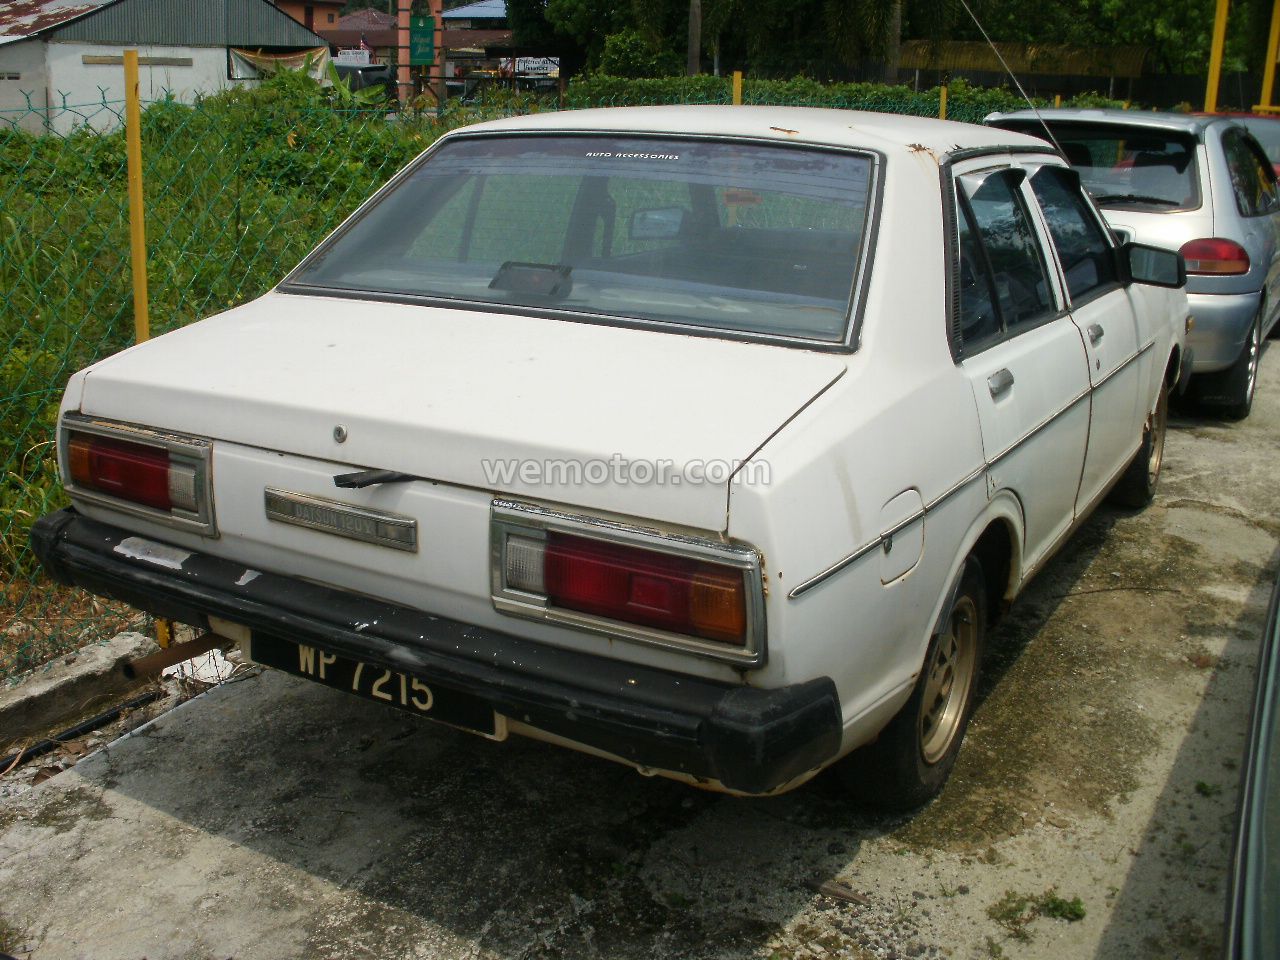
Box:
left=113, top=537, right=191, bottom=570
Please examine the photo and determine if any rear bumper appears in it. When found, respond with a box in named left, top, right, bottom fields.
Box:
left=31, top=508, right=842, bottom=794
left=1186, top=290, right=1260, bottom=373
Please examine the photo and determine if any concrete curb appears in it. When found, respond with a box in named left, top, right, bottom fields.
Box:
left=0, top=632, right=160, bottom=746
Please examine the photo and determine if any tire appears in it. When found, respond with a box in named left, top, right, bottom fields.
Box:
left=1109, top=378, right=1169, bottom=508
left=838, top=558, right=986, bottom=812
left=1193, top=312, right=1261, bottom=420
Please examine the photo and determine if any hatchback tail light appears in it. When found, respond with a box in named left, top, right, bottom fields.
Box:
left=493, top=502, right=764, bottom=664
left=1179, top=238, right=1250, bottom=275
left=61, top=415, right=215, bottom=534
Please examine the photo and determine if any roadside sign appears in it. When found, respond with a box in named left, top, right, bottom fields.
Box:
left=410, top=16, right=434, bottom=66
left=335, top=49, right=371, bottom=66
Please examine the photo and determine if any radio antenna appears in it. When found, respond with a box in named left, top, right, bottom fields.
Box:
left=955, top=0, right=1063, bottom=154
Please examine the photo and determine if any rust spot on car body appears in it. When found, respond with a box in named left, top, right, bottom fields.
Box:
left=907, top=143, right=940, bottom=163
left=769, top=126, right=799, bottom=136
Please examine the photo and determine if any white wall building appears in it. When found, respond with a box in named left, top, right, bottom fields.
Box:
left=0, top=0, right=327, bottom=133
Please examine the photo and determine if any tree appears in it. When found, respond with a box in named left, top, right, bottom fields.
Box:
left=511, top=0, right=1267, bottom=83
left=688, top=0, right=702, bottom=75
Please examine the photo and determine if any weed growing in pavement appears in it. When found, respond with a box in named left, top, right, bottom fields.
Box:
left=0, top=913, right=26, bottom=953
left=987, top=887, right=1087, bottom=942
left=1039, top=890, right=1087, bottom=921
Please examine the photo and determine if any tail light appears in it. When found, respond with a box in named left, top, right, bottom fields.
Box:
left=61, top=415, right=216, bottom=535
left=1179, top=238, right=1250, bottom=275
left=493, top=502, right=764, bottom=665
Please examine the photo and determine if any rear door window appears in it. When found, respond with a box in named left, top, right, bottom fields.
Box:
left=1028, top=166, right=1119, bottom=304
left=955, top=169, right=1056, bottom=352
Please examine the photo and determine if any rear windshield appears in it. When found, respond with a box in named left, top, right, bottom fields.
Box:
left=285, top=135, right=876, bottom=344
left=999, top=121, right=1200, bottom=211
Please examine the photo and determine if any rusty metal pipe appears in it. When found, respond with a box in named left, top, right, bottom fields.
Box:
left=120, top=631, right=226, bottom=680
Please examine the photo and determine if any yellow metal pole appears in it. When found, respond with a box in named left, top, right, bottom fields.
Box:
left=1258, top=0, right=1280, bottom=109
left=1054, top=94, right=1061, bottom=107
left=124, top=51, right=149, bottom=345
left=732, top=70, right=742, bottom=105
left=939, top=83, right=947, bottom=120
left=124, top=51, right=170, bottom=650
left=1205, top=0, right=1230, bottom=113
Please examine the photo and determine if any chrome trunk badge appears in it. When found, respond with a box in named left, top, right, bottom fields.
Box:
left=264, top=488, right=417, bottom=552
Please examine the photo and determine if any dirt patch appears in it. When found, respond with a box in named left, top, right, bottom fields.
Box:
left=25, top=784, right=114, bottom=834
left=893, top=510, right=1207, bottom=851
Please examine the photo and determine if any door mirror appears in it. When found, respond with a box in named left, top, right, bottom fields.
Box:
left=629, top=207, right=685, bottom=241
left=1122, top=242, right=1186, bottom=289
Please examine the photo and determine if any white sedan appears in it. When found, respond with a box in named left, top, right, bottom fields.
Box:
left=32, top=106, right=1188, bottom=809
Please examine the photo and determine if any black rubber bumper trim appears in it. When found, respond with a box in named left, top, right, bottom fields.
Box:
left=31, top=508, right=841, bottom=794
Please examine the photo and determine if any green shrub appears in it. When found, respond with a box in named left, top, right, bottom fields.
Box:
left=565, top=73, right=1127, bottom=122
left=598, top=30, right=682, bottom=78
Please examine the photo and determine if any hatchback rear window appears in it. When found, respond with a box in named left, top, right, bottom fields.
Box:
left=285, top=135, right=876, bottom=344
left=998, top=122, right=1199, bottom=211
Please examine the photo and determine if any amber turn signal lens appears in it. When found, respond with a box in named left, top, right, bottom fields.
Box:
left=690, top=568, right=748, bottom=643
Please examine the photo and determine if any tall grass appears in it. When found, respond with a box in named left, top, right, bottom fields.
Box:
left=0, top=77, right=455, bottom=677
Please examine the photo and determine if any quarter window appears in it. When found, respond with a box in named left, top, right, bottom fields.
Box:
left=1029, top=166, right=1117, bottom=303
left=955, top=169, right=1055, bottom=352
left=1223, top=130, right=1279, bottom=217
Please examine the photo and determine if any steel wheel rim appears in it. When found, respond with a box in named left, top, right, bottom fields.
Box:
left=1146, top=387, right=1168, bottom=489
left=1246, top=320, right=1260, bottom=404
left=918, top=595, right=978, bottom=765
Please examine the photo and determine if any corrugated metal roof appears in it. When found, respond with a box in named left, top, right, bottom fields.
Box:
left=337, top=7, right=395, bottom=31
left=900, top=40, right=1147, bottom=79
left=0, top=0, right=324, bottom=46
left=0, top=0, right=111, bottom=42
left=442, top=0, right=505, bottom=21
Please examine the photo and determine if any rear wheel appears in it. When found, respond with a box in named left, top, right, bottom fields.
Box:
left=1109, top=379, right=1169, bottom=508
left=1193, top=312, right=1261, bottom=420
left=838, top=558, right=986, bottom=811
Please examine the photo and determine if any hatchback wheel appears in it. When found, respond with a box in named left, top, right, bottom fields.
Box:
left=838, top=558, right=986, bottom=811
left=1195, top=313, right=1261, bottom=420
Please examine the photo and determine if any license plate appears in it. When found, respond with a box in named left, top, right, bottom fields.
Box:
left=249, top=632, right=497, bottom=737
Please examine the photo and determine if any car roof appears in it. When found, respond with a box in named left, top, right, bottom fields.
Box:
left=452, top=105, right=1055, bottom=160
left=987, top=107, right=1235, bottom=137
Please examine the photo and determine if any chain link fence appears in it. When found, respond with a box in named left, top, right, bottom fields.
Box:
left=0, top=73, right=1108, bottom=681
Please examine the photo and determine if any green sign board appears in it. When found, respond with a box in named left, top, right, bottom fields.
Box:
left=410, top=16, right=434, bottom=66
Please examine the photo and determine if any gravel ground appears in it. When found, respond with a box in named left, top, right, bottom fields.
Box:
left=0, top=348, right=1277, bottom=960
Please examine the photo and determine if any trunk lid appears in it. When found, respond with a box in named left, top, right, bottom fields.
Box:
left=77, top=293, right=847, bottom=531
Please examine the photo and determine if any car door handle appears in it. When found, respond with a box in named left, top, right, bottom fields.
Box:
left=1087, top=323, right=1104, bottom=346
left=988, top=368, right=1014, bottom=398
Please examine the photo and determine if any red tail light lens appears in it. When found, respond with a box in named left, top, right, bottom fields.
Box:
left=67, top=432, right=199, bottom=513
left=544, top=532, right=748, bottom=645
left=1179, top=238, right=1250, bottom=275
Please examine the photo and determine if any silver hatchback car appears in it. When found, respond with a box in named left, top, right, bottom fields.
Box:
left=987, top=109, right=1280, bottom=418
